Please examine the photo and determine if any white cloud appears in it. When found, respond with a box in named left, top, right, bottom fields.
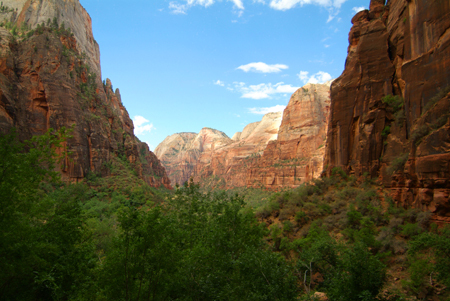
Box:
left=134, top=116, right=149, bottom=127
left=352, top=6, right=366, bottom=13
left=298, top=71, right=309, bottom=82
left=298, top=71, right=332, bottom=84
left=238, top=82, right=299, bottom=99
left=237, top=62, right=289, bottom=73
left=133, top=116, right=155, bottom=135
left=169, top=2, right=188, bottom=14
left=169, top=0, right=244, bottom=14
left=214, top=80, right=225, bottom=86
left=249, top=105, right=286, bottom=114
left=269, top=0, right=347, bottom=11
left=253, top=0, right=266, bottom=3
left=230, top=0, right=244, bottom=9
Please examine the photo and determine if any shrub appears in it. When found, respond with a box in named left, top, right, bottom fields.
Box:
left=422, top=85, right=450, bottom=115
left=401, top=223, right=422, bottom=238
left=327, top=242, right=387, bottom=301
left=332, top=166, right=348, bottom=180
left=410, top=124, right=430, bottom=146
left=295, top=210, right=309, bottom=225
left=382, top=95, right=403, bottom=112
left=381, top=125, right=391, bottom=138
left=387, top=153, right=409, bottom=175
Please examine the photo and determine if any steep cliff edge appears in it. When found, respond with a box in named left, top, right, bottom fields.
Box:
left=193, top=112, right=282, bottom=188
left=157, top=83, right=331, bottom=190
left=0, top=1, right=171, bottom=188
left=247, top=83, right=331, bottom=189
left=324, top=0, right=450, bottom=218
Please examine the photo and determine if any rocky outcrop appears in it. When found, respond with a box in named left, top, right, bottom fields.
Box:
left=155, top=113, right=283, bottom=187
left=324, top=0, right=450, bottom=218
left=193, top=112, right=283, bottom=188
left=0, top=0, right=101, bottom=76
left=0, top=1, right=171, bottom=189
left=157, top=82, right=331, bottom=190
left=246, top=83, right=331, bottom=189
left=154, top=129, right=231, bottom=185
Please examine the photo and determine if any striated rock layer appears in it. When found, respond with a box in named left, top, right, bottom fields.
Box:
left=246, top=83, right=331, bottom=189
left=324, top=0, right=450, bottom=219
left=193, top=112, right=283, bottom=188
left=155, top=129, right=231, bottom=186
left=156, top=83, right=331, bottom=190
left=0, top=0, right=171, bottom=188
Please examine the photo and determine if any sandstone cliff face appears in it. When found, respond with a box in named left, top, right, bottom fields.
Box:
left=246, top=83, right=331, bottom=189
left=0, top=1, right=171, bottom=189
left=193, top=112, right=283, bottom=188
left=154, top=129, right=231, bottom=185
left=157, top=83, right=331, bottom=190
left=324, top=0, right=450, bottom=218
left=1, top=0, right=101, bottom=76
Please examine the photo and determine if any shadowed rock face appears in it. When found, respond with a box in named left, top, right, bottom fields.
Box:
left=0, top=1, right=171, bottom=188
left=324, top=0, right=450, bottom=219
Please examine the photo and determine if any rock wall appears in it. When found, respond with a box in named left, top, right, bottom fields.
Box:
left=154, top=129, right=231, bottom=186
left=1, top=0, right=101, bottom=76
left=246, top=83, right=331, bottom=189
left=156, top=83, right=331, bottom=190
left=0, top=1, right=171, bottom=188
left=193, top=112, right=282, bottom=188
left=324, top=0, right=450, bottom=219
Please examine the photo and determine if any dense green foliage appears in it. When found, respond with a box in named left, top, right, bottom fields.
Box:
left=2, top=131, right=450, bottom=300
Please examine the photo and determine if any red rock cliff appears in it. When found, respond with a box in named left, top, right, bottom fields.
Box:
left=324, top=0, right=450, bottom=218
left=156, top=83, right=331, bottom=190
left=0, top=1, right=171, bottom=188
left=246, top=83, right=331, bottom=190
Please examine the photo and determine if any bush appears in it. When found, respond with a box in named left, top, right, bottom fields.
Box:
left=295, top=210, right=309, bottom=225
left=387, top=153, right=409, bottom=175
left=381, top=125, right=391, bottom=138
left=327, top=243, right=387, bottom=301
left=382, top=95, right=404, bottom=112
left=422, top=85, right=450, bottom=115
left=411, top=124, right=430, bottom=146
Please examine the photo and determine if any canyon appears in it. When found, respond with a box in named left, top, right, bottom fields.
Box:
left=156, top=82, right=331, bottom=190
left=1, top=0, right=449, bottom=219
left=156, top=0, right=450, bottom=219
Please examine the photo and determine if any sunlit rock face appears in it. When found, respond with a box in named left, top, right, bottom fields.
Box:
left=157, top=82, right=332, bottom=190
left=323, top=0, right=450, bottom=219
left=0, top=0, right=171, bottom=188
left=246, top=83, right=331, bottom=190
left=192, top=112, right=283, bottom=188
left=155, top=129, right=231, bottom=186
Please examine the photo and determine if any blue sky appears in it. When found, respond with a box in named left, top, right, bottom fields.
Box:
left=79, top=0, right=367, bottom=150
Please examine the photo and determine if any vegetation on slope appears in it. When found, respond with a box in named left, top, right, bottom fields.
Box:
left=1, top=130, right=449, bottom=300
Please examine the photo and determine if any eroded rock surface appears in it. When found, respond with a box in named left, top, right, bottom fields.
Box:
left=324, top=0, right=450, bottom=218
left=246, top=83, right=331, bottom=189
left=0, top=1, right=170, bottom=188
left=157, top=83, right=331, bottom=190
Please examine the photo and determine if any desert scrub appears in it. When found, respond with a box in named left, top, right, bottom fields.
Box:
left=387, top=153, right=409, bottom=175
left=382, top=94, right=403, bottom=113
left=410, top=124, right=430, bottom=146
left=422, top=85, right=450, bottom=115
